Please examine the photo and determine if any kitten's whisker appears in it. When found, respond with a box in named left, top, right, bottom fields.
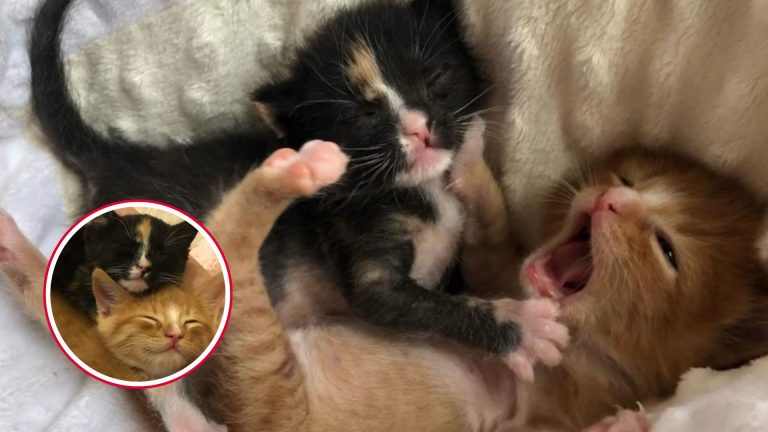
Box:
left=452, top=85, right=495, bottom=118
left=289, top=99, right=355, bottom=115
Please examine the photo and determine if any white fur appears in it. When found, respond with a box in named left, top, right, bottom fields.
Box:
left=409, top=180, right=464, bottom=289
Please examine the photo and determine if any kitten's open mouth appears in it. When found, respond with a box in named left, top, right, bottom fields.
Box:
left=525, top=214, right=593, bottom=301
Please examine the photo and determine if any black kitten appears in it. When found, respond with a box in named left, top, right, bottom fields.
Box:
left=52, top=211, right=197, bottom=317
left=31, top=0, right=536, bottom=363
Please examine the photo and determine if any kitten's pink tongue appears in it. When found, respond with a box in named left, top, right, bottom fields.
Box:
left=548, top=241, right=591, bottom=292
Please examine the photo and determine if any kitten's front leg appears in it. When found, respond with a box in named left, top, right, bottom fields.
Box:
left=449, top=117, right=522, bottom=298
left=346, top=252, right=568, bottom=382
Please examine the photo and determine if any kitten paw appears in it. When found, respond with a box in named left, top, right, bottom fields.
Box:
left=582, top=408, right=651, bottom=432
left=262, top=140, right=348, bottom=196
left=493, top=298, right=569, bottom=382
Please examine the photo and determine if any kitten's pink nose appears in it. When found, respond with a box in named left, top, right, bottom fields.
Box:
left=165, top=327, right=182, bottom=345
left=592, top=187, right=642, bottom=217
left=400, top=109, right=435, bottom=149
left=135, top=264, right=150, bottom=275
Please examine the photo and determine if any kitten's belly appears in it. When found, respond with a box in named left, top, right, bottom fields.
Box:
left=288, top=324, right=518, bottom=432
left=273, top=258, right=348, bottom=328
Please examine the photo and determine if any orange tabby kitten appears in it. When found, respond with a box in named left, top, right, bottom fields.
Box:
left=513, top=147, right=768, bottom=430
left=196, top=144, right=766, bottom=432
left=88, top=267, right=224, bottom=379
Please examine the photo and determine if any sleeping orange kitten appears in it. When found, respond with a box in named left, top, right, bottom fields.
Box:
left=86, top=267, right=223, bottom=379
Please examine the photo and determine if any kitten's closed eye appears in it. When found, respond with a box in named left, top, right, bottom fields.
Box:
left=139, top=315, right=160, bottom=323
left=184, top=319, right=201, bottom=328
left=614, top=173, right=634, bottom=187
left=426, top=69, right=447, bottom=88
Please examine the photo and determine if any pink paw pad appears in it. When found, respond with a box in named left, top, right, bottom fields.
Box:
left=261, top=141, right=348, bottom=196
left=493, top=298, right=569, bottom=382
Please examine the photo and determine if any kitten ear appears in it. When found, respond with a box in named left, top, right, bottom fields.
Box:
left=91, top=268, right=129, bottom=316
left=251, top=79, right=298, bottom=138
left=169, top=221, right=198, bottom=250
left=85, top=211, right=121, bottom=237
left=90, top=211, right=121, bottom=227
left=192, top=272, right=226, bottom=319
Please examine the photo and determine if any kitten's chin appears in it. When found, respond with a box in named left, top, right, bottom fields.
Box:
left=119, top=278, right=149, bottom=293
left=395, top=149, right=452, bottom=187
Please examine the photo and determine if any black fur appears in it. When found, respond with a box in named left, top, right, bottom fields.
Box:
left=29, top=0, right=273, bottom=218
left=52, top=211, right=197, bottom=317
left=31, top=0, right=524, bottom=355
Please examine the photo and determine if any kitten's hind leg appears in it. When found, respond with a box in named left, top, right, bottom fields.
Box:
left=205, top=140, right=347, bottom=431
left=0, top=209, right=49, bottom=324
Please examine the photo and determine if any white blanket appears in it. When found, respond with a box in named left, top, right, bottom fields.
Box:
left=1, top=0, right=767, bottom=430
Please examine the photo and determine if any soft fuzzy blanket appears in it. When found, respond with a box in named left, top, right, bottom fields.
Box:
left=1, top=0, right=767, bottom=430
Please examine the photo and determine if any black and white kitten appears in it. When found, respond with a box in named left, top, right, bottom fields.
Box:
left=52, top=211, right=197, bottom=317
left=31, top=0, right=558, bottom=371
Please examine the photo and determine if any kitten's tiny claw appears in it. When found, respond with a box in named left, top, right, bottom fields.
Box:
left=261, top=140, right=348, bottom=196
left=582, top=408, right=651, bottom=432
left=494, top=298, right=570, bottom=382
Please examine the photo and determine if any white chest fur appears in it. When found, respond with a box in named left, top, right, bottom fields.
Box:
left=409, top=181, right=465, bottom=290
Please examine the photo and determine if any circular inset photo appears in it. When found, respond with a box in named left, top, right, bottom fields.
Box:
left=44, top=201, right=231, bottom=388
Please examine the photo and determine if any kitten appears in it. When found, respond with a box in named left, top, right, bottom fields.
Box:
left=516, top=147, right=768, bottom=430
left=30, top=0, right=563, bottom=374
left=200, top=145, right=766, bottom=431
left=52, top=211, right=197, bottom=317
left=88, top=267, right=224, bottom=379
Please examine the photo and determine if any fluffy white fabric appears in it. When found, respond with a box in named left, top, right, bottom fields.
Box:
left=1, top=0, right=767, bottom=430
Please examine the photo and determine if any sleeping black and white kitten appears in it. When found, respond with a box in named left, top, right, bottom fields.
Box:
left=31, top=0, right=562, bottom=375
left=52, top=211, right=197, bottom=317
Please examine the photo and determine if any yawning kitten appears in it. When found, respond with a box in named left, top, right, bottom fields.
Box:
left=516, top=147, right=768, bottom=430
left=53, top=211, right=197, bottom=317
left=30, top=0, right=557, bottom=374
